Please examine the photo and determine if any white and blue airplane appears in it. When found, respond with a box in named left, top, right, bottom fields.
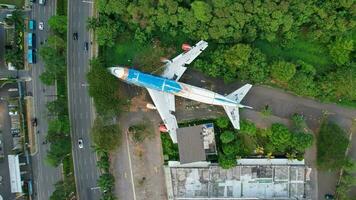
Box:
left=109, top=40, right=252, bottom=143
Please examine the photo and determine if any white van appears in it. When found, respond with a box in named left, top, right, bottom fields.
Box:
left=39, top=0, right=46, bottom=5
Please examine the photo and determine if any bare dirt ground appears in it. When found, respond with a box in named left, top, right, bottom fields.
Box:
left=112, top=95, right=167, bottom=200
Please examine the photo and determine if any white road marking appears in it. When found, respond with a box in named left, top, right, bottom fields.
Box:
left=82, top=0, right=94, bottom=3
left=125, top=131, right=137, bottom=200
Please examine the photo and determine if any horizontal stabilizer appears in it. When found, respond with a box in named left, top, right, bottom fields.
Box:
left=226, top=84, right=252, bottom=103
left=223, top=106, right=240, bottom=129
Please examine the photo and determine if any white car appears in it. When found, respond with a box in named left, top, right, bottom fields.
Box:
left=39, top=22, right=44, bottom=30
left=78, top=139, right=83, bottom=149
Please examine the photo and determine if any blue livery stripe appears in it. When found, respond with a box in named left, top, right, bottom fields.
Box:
left=127, top=69, right=182, bottom=93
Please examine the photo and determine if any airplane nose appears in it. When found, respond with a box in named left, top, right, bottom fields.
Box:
left=109, top=67, right=126, bottom=79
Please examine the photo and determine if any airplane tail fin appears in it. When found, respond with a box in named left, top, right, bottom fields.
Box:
left=223, top=84, right=253, bottom=129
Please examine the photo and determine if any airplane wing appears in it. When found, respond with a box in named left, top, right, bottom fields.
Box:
left=147, top=88, right=178, bottom=143
left=223, top=105, right=240, bottom=129
left=161, top=40, right=208, bottom=81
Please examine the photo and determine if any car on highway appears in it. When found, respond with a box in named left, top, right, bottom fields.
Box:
left=39, top=22, right=44, bottom=30
left=39, top=0, right=46, bottom=5
left=84, top=42, right=89, bottom=51
left=78, top=139, right=83, bottom=149
left=73, top=32, right=78, bottom=40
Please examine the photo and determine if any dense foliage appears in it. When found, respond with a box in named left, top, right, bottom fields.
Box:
left=161, top=133, right=179, bottom=161
left=336, top=158, right=356, bottom=200
left=4, top=10, right=24, bottom=69
left=216, top=117, right=313, bottom=169
left=39, top=14, right=67, bottom=85
left=91, top=117, right=121, bottom=152
left=317, top=121, right=349, bottom=171
left=87, top=58, right=125, bottom=116
left=92, top=0, right=355, bottom=106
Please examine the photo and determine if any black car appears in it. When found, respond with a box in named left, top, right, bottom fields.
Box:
left=84, top=42, right=89, bottom=51
left=73, top=32, right=78, bottom=40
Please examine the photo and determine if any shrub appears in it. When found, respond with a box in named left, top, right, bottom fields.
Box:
left=220, top=131, right=235, bottom=144
left=240, top=120, right=257, bottom=136
left=216, top=117, right=229, bottom=128
left=270, top=60, right=296, bottom=82
left=218, top=154, right=236, bottom=169
left=222, top=143, right=237, bottom=156
left=269, top=123, right=291, bottom=152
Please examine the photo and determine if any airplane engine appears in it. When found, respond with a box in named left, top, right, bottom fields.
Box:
left=159, top=124, right=168, bottom=132
left=182, top=43, right=192, bottom=52
left=146, top=103, right=157, bottom=110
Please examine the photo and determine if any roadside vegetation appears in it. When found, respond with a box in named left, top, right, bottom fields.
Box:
left=316, top=119, right=356, bottom=200
left=0, top=0, right=24, bottom=8
left=34, top=0, right=76, bottom=199
left=87, top=58, right=125, bottom=200
left=89, top=0, right=355, bottom=107
left=4, top=9, right=24, bottom=69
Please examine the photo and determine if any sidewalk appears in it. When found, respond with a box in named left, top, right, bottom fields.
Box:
left=25, top=96, right=36, bottom=155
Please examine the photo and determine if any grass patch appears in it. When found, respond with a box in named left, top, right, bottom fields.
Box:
left=255, top=38, right=332, bottom=72
left=101, top=39, right=148, bottom=67
left=161, top=133, right=179, bottom=162
left=317, top=120, right=349, bottom=171
left=129, top=122, right=154, bottom=143
left=56, top=0, right=67, bottom=16
left=100, top=34, right=175, bottom=73
left=0, top=0, right=24, bottom=7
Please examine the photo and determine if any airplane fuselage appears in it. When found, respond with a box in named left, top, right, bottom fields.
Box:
left=111, top=67, right=239, bottom=107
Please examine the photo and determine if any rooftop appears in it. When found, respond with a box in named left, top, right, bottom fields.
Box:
left=165, top=160, right=309, bottom=199
left=177, top=123, right=217, bottom=164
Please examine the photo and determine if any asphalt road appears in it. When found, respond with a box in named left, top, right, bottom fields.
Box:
left=29, top=1, right=62, bottom=200
left=67, top=1, right=101, bottom=199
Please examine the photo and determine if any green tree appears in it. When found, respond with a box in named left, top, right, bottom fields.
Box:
left=291, top=133, right=313, bottom=152
left=46, top=118, right=71, bottom=167
left=50, top=178, right=76, bottom=200
left=288, top=73, right=317, bottom=97
left=220, top=131, right=235, bottom=144
left=46, top=98, right=68, bottom=116
left=328, top=37, right=354, bottom=66
left=222, top=143, right=238, bottom=156
left=191, top=1, right=212, bottom=22
left=98, top=173, right=115, bottom=192
left=240, top=120, right=257, bottom=136
left=218, top=154, right=236, bottom=169
left=270, top=61, right=296, bottom=82
left=87, top=58, right=125, bottom=115
left=269, top=123, right=291, bottom=152
left=48, top=15, right=67, bottom=36
left=216, top=117, right=229, bottom=128
left=320, top=66, right=356, bottom=102
left=91, top=117, right=121, bottom=152
left=87, top=15, right=123, bottom=47
left=97, top=153, right=110, bottom=172
left=317, top=121, right=349, bottom=171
